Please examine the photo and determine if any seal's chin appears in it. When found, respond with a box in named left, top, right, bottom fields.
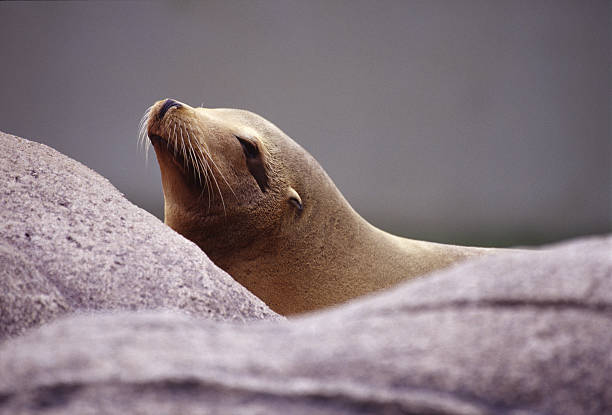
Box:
left=148, top=133, right=192, bottom=177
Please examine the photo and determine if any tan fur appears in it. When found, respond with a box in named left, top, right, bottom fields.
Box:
left=145, top=99, right=500, bottom=315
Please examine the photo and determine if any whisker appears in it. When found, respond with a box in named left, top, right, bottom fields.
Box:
left=149, top=112, right=234, bottom=218
left=186, top=126, right=204, bottom=185
left=196, top=126, right=238, bottom=202
left=195, top=146, right=213, bottom=208
left=138, top=105, right=154, bottom=165
left=191, top=135, right=226, bottom=216
left=180, top=124, right=187, bottom=166
left=177, top=122, right=185, bottom=160
left=181, top=122, right=214, bottom=208
left=181, top=120, right=204, bottom=185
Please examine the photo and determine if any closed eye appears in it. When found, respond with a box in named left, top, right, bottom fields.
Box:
left=235, top=136, right=269, bottom=192
left=237, top=136, right=259, bottom=159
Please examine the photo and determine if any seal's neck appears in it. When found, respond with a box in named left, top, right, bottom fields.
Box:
left=212, top=175, right=490, bottom=315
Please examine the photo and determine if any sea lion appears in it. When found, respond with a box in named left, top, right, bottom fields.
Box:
left=142, top=98, right=499, bottom=315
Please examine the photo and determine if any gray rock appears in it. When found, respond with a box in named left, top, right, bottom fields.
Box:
left=0, top=131, right=280, bottom=340
left=0, top=235, right=610, bottom=414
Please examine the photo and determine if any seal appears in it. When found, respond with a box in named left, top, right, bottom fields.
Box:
left=141, top=99, right=500, bottom=315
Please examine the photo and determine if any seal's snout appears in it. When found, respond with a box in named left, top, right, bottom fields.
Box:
left=158, top=99, right=182, bottom=120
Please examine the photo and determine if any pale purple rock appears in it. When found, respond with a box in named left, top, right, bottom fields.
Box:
left=0, top=130, right=281, bottom=340
left=0, top=235, right=610, bottom=414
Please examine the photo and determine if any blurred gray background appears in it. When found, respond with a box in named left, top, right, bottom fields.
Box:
left=1, top=1, right=610, bottom=247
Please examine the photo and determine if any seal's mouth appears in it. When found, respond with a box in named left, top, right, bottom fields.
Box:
left=148, top=133, right=193, bottom=175
left=148, top=134, right=164, bottom=146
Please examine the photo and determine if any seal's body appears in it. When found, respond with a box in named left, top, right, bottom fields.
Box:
left=143, top=99, right=497, bottom=315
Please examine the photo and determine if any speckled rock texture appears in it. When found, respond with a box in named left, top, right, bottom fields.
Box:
left=0, top=131, right=280, bottom=340
left=0, top=235, right=610, bottom=415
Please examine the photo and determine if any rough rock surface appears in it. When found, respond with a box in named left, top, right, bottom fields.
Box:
left=0, top=235, right=610, bottom=415
left=0, top=130, right=280, bottom=340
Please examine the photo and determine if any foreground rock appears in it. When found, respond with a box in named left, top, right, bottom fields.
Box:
left=1, top=235, right=610, bottom=415
left=0, top=131, right=280, bottom=340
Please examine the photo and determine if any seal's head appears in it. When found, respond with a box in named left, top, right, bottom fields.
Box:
left=141, top=99, right=345, bottom=273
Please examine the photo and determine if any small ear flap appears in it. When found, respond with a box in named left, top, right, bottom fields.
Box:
left=287, top=187, right=303, bottom=211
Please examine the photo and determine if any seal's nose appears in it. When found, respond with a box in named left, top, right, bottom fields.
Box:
left=158, top=99, right=182, bottom=120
